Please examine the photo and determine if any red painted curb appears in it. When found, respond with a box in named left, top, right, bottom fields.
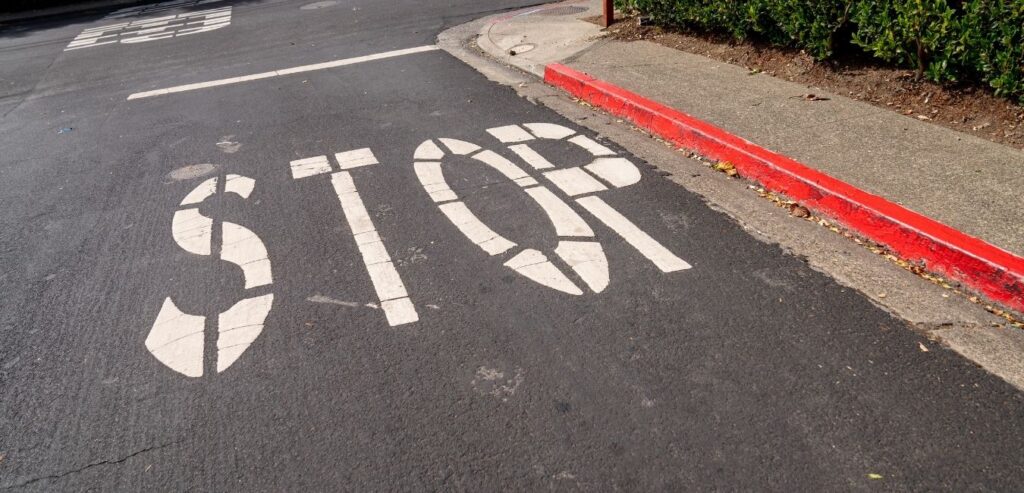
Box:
left=545, top=63, right=1024, bottom=313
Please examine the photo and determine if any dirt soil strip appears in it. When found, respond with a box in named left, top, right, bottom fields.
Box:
left=544, top=62, right=1024, bottom=315
left=594, top=16, right=1024, bottom=151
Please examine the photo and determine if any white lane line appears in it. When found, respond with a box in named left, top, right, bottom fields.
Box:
left=327, top=168, right=418, bottom=326
left=217, top=294, right=273, bottom=373
left=576, top=196, right=692, bottom=273
left=127, top=45, right=440, bottom=100
left=220, top=222, right=273, bottom=289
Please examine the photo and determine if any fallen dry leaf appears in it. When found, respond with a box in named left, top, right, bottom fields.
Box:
left=712, top=161, right=738, bottom=177
left=789, top=205, right=810, bottom=218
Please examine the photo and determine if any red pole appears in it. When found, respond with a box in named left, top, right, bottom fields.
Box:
left=602, top=0, right=613, bottom=27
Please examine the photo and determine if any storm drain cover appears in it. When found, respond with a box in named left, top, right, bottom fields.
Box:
left=534, top=6, right=588, bottom=16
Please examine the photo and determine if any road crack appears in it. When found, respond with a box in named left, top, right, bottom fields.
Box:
left=3, top=440, right=180, bottom=489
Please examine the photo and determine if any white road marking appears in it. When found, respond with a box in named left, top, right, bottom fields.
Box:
left=221, top=222, right=272, bottom=289
left=380, top=297, right=418, bottom=326
left=217, top=294, right=273, bottom=372
left=585, top=157, right=642, bottom=188
left=414, top=162, right=457, bottom=203
left=171, top=208, right=212, bottom=255
left=354, top=231, right=392, bottom=265
left=332, top=173, right=376, bottom=235
left=178, top=174, right=254, bottom=205
left=414, top=140, right=445, bottom=160
left=472, top=150, right=535, bottom=184
left=224, top=174, right=256, bottom=198
left=149, top=174, right=273, bottom=377
left=543, top=167, right=608, bottom=196
left=301, top=153, right=417, bottom=327
left=290, top=155, right=333, bottom=179
left=554, top=241, right=608, bottom=293
left=438, top=201, right=516, bottom=256
left=523, top=186, right=593, bottom=237
left=335, top=148, right=379, bottom=170
left=145, top=297, right=205, bottom=377
left=486, top=124, right=535, bottom=143
left=439, top=138, right=480, bottom=156
left=127, top=45, right=440, bottom=99
left=179, top=177, right=217, bottom=205
left=508, top=144, right=555, bottom=170
left=576, top=196, right=691, bottom=272
left=66, top=7, right=231, bottom=51
left=568, top=135, right=616, bottom=156
left=504, top=249, right=582, bottom=295
left=524, top=123, right=576, bottom=140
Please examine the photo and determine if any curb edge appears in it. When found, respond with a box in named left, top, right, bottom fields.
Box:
left=545, top=62, right=1024, bottom=314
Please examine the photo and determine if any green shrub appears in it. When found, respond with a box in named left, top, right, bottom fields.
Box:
left=762, top=1, right=858, bottom=59
left=962, top=0, right=1024, bottom=101
left=616, top=0, right=1024, bottom=101
left=851, top=0, right=961, bottom=81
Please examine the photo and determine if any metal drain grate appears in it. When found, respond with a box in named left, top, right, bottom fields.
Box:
left=534, top=6, right=588, bottom=16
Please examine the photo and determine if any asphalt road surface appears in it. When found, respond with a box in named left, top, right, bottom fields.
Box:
left=2, top=0, right=1024, bottom=490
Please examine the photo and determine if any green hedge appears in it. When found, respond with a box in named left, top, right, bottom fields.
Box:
left=617, top=0, right=1024, bottom=102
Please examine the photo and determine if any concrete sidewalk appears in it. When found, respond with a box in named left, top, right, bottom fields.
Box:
left=476, top=0, right=1024, bottom=260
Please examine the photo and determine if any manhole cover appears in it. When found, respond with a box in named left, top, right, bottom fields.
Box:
left=534, top=6, right=587, bottom=16
left=166, top=163, right=216, bottom=182
left=300, top=1, right=338, bottom=10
